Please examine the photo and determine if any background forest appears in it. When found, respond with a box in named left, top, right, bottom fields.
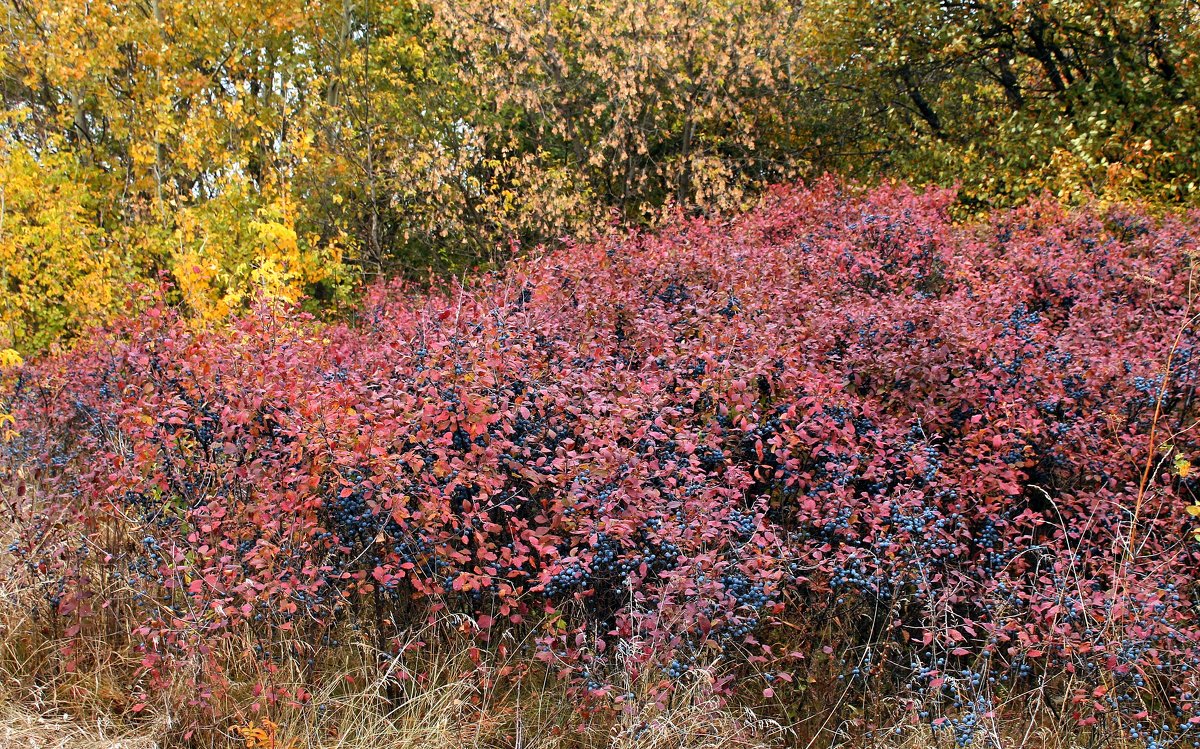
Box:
left=2, top=0, right=1198, bottom=352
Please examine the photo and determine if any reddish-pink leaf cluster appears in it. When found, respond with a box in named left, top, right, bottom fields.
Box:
left=7, top=180, right=1200, bottom=732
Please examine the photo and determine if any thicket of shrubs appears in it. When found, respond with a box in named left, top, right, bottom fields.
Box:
left=4, top=181, right=1200, bottom=745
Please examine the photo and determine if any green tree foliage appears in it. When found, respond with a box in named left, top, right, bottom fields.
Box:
left=801, top=0, right=1200, bottom=205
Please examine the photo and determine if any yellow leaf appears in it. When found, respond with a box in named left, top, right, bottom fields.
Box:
left=0, top=349, right=22, bottom=368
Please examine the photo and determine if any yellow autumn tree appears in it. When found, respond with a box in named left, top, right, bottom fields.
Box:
left=2, top=0, right=355, bottom=336
left=173, top=183, right=348, bottom=320
left=0, top=141, right=130, bottom=353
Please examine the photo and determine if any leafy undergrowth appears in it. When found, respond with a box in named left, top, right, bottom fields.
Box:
left=4, top=179, right=1200, bottom=747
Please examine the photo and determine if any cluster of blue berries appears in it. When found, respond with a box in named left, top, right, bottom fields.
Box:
left=322, top=475, right=380, bottom=551
left=664, top=658, right=691, bottom=680
left=543, top=563, right=588, bottom=597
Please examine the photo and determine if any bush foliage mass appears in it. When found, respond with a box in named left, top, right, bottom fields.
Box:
left=5, top=182, right=1200, bottom=744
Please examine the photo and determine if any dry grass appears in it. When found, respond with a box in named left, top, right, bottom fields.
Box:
left=0, top=642, right=788, bottom=749
left=0, top=690, right=1151, bottom=749
left=0, top=570, right=1151, bottom=749
left=0, top=565, right=787, bottom=749
left=0, top=705, right=157, bottom=749
left=0, top=606, right=1149, bottom=749
left=0, top=485, right=1155, bottom=749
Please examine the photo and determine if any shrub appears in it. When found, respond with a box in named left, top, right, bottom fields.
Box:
left=5, top=180, right=1200, bottom=743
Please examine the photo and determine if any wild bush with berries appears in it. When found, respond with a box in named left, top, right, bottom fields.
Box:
left=5, top=179, right=1200, bottom=744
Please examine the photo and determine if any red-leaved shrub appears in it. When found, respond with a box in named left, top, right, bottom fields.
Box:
left=6, top=179, right=1200, bottom=743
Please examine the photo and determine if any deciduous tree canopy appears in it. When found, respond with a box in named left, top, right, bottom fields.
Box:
left=2, top=0, right=1198, bottom=351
